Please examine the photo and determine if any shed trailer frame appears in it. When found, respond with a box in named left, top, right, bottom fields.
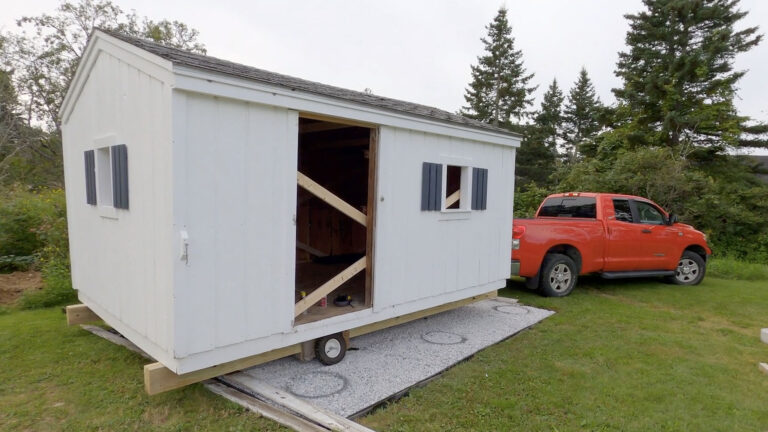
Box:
left=60, top=29, right=520, bottom=393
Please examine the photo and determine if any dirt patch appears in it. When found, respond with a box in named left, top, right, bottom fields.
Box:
left=0, top=270, right=43, bottom=305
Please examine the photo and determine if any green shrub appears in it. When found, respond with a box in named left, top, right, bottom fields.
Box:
left=707, top=256, right=768, bottom=281
left=0, top=186, right=75, bottom=308
left=19, top=255, right=76, bottom=309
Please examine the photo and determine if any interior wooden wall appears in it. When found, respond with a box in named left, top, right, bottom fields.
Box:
left=296, top=119, right=370, bottom=261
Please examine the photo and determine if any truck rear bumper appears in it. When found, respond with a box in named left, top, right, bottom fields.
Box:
left=510, top=260, right=520, bottom=277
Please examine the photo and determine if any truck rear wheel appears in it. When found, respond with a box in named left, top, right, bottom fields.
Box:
left=539, top=253, right=577, bottom=297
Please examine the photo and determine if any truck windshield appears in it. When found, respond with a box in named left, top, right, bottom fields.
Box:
left=538, top=197, right=597, bottom=218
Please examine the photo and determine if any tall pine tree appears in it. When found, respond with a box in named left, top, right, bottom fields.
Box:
left=534, top=79, right=565, bottom=153
left=613, top=0, right=763, bottom=153
left=461, top=7, right=536, bottom=127
left=516, top=79, right=563, bottom=186
left=562, top=68, right=603, bottom=162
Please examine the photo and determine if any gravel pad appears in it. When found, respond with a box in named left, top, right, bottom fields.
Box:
left=224, top=297, right=553, bottom=418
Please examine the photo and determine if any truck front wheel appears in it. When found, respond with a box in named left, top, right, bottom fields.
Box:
left=668, top=251, right=706, bottom=286
left=539, top=253, right=577, bottom=297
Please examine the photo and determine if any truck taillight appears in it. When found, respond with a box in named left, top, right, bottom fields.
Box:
left=512, top=225, right=526, bottom=239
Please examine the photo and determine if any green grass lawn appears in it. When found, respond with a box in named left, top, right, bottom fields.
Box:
left=1, top=274, right=767, bottom=431
left=0, top=308, right=287, bottom=431
left=360, top=276, right=768, bottom=431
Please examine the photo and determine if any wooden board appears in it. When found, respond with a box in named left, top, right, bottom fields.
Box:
left=206, top=381, right=326, bottom=432
left=297, top=171, right=367, bottom=227
left=221, top=375, right=375, bottom=432
left=445, top=189, right=460, bottom=208
left=349, top=291, right=497, bottom=338
left=147, top=292, right=497, bottom=395
left=365, top=129, right=378, bottom=308
left=144, top=344, right=301, bottom=395
left=760, top=362, right=768, bottom=375
left=294, top=257, right=367, bottom=317
left=65, top=304, right=101, bottom=326
left=80, top=325, right=152, bottom=360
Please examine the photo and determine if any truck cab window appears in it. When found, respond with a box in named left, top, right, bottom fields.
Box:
left=539, top=197, right=596, bottom=218
left=612, top=199, right=633, bottom=222
left=636, top=201, right=665, bottom=225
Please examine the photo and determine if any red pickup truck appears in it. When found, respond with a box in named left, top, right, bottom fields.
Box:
left=511, top=193, right=711, bottom=297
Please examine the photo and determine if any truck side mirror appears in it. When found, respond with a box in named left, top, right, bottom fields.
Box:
left=667, top=214, right=678, bottom=225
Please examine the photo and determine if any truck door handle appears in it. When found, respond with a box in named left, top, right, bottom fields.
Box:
left=641, top=229, right=652, bottom=234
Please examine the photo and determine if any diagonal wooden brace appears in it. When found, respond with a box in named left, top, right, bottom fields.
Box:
left=297, top=171, right=367, bottom=227
left=294, top=256, right=367, bottom=317
left=445, top=189, right=460, bottom=208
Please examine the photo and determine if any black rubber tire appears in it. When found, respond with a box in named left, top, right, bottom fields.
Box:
left=667, top=251, right=706, bottom=286
left=315, top=333, right=347, bottom=365
left=538, top=253, right=578, bottom=297
left=524, top=274, right=540, bottom=290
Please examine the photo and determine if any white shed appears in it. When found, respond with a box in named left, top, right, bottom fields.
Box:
left=60, top=29, right=520, bottom=390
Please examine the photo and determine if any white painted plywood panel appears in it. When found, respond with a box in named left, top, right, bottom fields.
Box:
left=173, top=92, right=297, bottom=358
left=373, top=126, right=515, bottom=312
left=61, top=47, right=174, bottom=364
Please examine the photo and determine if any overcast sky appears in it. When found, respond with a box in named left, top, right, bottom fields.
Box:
left=3, top=0, right=767, bottom=153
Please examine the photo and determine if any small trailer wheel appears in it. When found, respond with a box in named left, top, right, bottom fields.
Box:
left=315, top=333, right=347, bottom=365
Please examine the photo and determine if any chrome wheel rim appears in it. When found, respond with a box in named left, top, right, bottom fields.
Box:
left=548, top=263, right=572, bottom=292
left=324, top=339, right=342, bottom=358
left=675, top=258, right=699, bottom=283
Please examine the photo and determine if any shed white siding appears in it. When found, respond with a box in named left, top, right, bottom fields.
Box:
left=171, top=91, right=298, bottom=358
left=61, top=40, right=175, bottom=366
left=61, top=30, right=521, bottom=375
left=373, top=127, right=515, bottom=310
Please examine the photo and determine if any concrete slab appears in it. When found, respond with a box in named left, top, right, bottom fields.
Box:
left=223, top=297, right=553, bottom=418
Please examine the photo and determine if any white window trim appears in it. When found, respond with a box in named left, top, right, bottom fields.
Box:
left=440, top=163, right=472, bottom=214
left=93, top=134, right=120, bottom=220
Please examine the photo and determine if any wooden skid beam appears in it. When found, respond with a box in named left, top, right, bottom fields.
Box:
left=445, top=189, right=460, bottom=208
left=349, top=291, right=497, bottom=338
left=297, top=171, right=367, bottom=227
left=65, top=304, right=101, bottom=326
left=144, top=344, right=301, bottom=395
left=294, top=257, right=367, bottom=317
left=145, top=291, right=498, bottom=395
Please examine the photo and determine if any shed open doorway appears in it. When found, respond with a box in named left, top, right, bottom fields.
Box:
left=294, top=116, right=377, bottom=325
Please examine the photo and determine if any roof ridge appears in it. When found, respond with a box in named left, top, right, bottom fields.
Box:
left=93, top=28, right=519, bottom=138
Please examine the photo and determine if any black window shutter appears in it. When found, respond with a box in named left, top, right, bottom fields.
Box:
left=472, top=167, right=488, bottom=210
left=84, top=150, right=96, bottom=205
left=421, top=162, right=442, bottom=211
left=111, top=144, right=129, bottom=209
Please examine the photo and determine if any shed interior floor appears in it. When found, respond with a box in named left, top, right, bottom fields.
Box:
left=294, top=259, right=366, bottom=325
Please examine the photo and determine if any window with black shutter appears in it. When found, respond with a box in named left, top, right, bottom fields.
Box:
left=471, top=167, right=488, bottom=210
left=84, top=150, right=96, bottom=205
left=421, top=162, right=442, bottom=211
left=111, top=144, right=129, bottom=209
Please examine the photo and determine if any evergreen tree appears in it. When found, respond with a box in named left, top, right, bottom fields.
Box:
left=461, top=7, right=536, bottom=127
left=562, top=68, right=603, bottom=162
left=534, top=79, right=565, bottom=153
left=613, top=0, right=763, bottom=153
left=515, top=80, right=563, bottom=187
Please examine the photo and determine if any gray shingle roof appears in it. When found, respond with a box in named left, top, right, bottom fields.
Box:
left=97, top=29, right=518, bottom=138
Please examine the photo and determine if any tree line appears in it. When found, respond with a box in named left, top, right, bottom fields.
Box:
left=1, top=0, right=767, bottom=271
left=462, top=1, right=768, bottom=261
